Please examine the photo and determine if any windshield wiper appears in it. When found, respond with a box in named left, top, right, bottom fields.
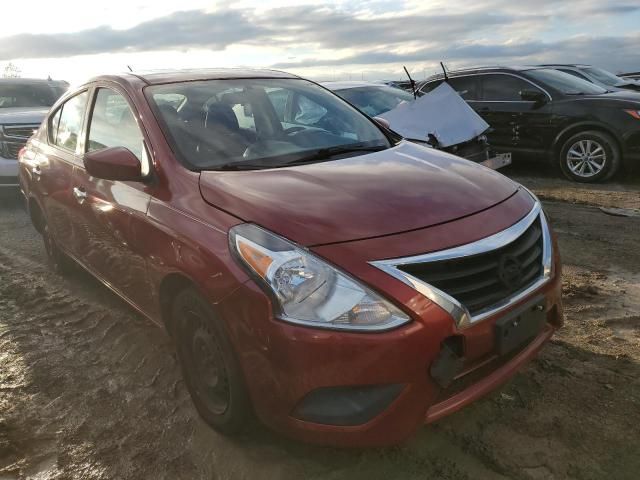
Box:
left=214, top=163, right=274, bottom=171
left=282, top=144, right=388, bottom=166
left=209, top=144, right=388, bottom=171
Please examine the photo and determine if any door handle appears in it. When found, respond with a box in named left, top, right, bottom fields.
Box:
left=73, top=187, right=87, bottom=203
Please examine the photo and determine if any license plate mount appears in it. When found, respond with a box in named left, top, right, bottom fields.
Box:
left=495, top=297, right=546, bottom=355
left=481, top=153, right=512, bottom=170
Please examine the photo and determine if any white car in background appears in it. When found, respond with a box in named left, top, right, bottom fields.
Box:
left=0, top=78, right=68, bottom=189
left=324, top=80, right=511, bottom=170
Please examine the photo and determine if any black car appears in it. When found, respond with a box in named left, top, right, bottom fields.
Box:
left=539, top=64, right=640, bottom=92
left=420, top=66, right=640, bottom=182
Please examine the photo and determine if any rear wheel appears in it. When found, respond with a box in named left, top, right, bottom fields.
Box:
left=559, top=131, right=620, bottom=183
left=171, top=287, right=252, bottom=434
left=42, top=221, right=73, bottom=274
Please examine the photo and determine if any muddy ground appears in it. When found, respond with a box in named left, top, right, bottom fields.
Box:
left=0, top=163, right=638, bottom=480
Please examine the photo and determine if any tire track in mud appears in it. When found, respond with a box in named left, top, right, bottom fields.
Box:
left=0, top=247, right=188, bottom=479
left=1, top=195, right=640, bottom=479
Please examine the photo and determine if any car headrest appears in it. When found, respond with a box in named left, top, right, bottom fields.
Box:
left=205, top=103, right=239, bottom=133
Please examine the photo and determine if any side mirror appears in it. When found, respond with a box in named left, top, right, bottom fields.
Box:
left=520, top=89, right=547, bottom=104
left=373, top=116, right=391, bottom=130
left=83, top=147, right=143, bottom=181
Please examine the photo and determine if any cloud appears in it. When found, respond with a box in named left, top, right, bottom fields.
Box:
left=0, top=6, right=548, bottom=60
left=0, top=2, right=638, bottom=75
left=0, top=10, right=269, bottom=60
left=273, top=34, right=640, bottom=78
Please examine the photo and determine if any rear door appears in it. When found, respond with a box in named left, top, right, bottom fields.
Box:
left=472, top=74, right=554, bottom=154
left=72, top=86, right=154, bottom=311
left=33, top=91, right=89, bottom=258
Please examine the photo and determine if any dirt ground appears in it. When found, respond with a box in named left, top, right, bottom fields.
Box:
left=0, top=163, right=639, bottom=480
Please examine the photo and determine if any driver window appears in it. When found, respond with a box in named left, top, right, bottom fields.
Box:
left=480, top=74, right=536, bottom=101
left=87, top=88, right=150, bottom=175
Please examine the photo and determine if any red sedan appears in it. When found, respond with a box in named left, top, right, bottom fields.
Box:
left=18, top=69, right=562, bottom=447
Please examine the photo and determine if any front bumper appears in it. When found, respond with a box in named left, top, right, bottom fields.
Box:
left=215, top=194, right=563, bottom=447
left=0, top=156, right=19, bottom=187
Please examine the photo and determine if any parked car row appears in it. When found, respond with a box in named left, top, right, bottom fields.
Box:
left=325, top=81, right=511, bottom=170
left=0, top=78, right=68, bottom=189
left=420, top=66, right=640, bottom=182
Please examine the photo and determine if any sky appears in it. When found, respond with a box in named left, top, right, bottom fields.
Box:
left=1, top=0, right=639, bottom=84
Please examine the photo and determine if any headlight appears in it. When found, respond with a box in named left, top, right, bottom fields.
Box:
left=229, top=224, right=411, bottom=331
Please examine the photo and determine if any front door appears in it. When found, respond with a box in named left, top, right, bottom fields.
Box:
left=34, top=91, right=89, bottom=259
left=471, top=74, right=554, bottom=155
left=72, top=86, right=154, bottom=312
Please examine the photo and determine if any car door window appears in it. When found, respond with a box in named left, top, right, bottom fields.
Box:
left=480, top=75, right=535, bottom=101
left=87, top=88, right=150, bottom=175
left=266, top=88, right=289, bottom=121
left=447, top=77, right=479, bottom=100
left=52, top=91, right=88, bottom=152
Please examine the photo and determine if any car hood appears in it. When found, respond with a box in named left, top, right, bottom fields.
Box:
left=199, top=142, right=520, bottom=246
left=0, top=107, right=48, bottom=125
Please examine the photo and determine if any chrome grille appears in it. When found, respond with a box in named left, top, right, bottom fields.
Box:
left=370, top=201, right=553, bottom=328
left=3, top=124, right=39, bottom=139
left=0, top=124, right=38, bottom=159
left=397, top=219, right=543, bottom=316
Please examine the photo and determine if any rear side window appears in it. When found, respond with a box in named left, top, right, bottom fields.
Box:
left=87, top=88, right=149, bottom=175
left=51, top=91, right=88, bottom=152
left=479, top=74, right=532, bottom=101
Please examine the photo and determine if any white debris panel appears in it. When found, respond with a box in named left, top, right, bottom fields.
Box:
left=379, top=82, right=489, bottom=148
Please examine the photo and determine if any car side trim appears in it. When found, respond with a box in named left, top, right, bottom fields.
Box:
left=370, top=200, right=552, bottom=329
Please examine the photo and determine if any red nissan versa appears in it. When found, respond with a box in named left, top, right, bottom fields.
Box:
left=18, top=69, right=562, bottom=447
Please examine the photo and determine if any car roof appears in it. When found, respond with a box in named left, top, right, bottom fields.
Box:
left=89, top=68, right=299, bottom=86
left=423, top=65, right=553, bottom=82
left=322, top=80, right=388, bottom=90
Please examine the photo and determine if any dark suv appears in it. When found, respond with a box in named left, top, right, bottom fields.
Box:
left=420, top=66, right=640, bottom=182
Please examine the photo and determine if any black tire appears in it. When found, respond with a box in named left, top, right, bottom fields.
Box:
left=171, top=287, right=252, bottom=434
left=42, top=221, right=73, bottom=274
left=558, top=130, right=620, bottom=183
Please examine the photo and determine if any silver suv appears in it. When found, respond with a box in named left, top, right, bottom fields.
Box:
left=0, top=78, right=67, bottom=188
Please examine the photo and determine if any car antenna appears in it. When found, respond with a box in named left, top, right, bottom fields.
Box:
left=127, top=65, right=133, bottom=72
left=403, top=66, right=417, bottom=99
left=440, top=62, right=449, bottom=81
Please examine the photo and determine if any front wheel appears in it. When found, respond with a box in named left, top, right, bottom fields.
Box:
left=558, top=131, right=620, bottom=183
left=172, top=288, right=252, bottom=435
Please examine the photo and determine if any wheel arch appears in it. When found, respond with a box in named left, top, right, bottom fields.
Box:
left=158, top=272, right=199, bottom=335
left=552, top=122, right=622, bottom=156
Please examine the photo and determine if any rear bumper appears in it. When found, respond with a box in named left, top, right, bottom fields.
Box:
left=0, top=156, right=19, bottom=187
left=480, top=152, right=512, bottom=170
